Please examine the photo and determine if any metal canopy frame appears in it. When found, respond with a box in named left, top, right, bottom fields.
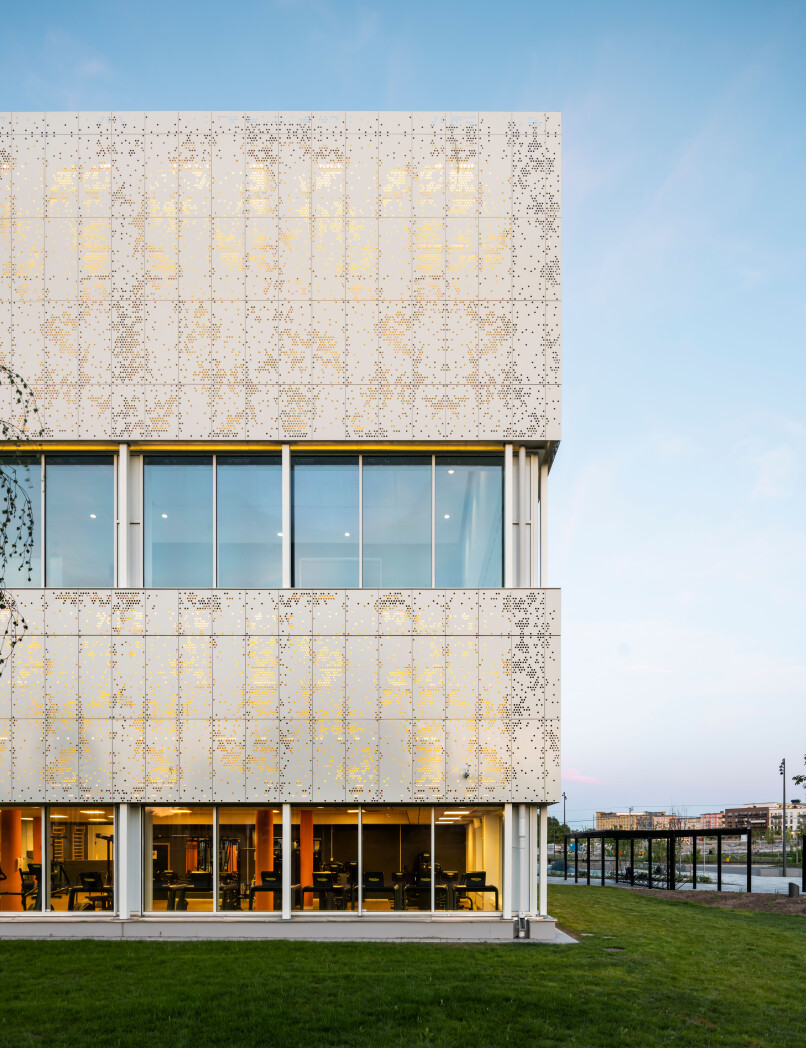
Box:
left=563, top=828, right=754, bottom=893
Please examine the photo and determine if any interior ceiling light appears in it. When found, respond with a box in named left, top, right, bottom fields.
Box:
left=80, top=809, right=106, bottom=814
left=161, top=513, right=168, bottom=518
left=448, top=469, right=455, bottom=474
left=444, top=514, right=450, bottom=519
left=89, top=513, right=96, bottom=519
left=344, top=532, right=350, bottom=537
left=276, top=531, right=283, bottom=537
left=50, top=815, right=68, bottom=819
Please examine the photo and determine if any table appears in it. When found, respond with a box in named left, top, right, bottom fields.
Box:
left=447, top=883, right=500, bottom=910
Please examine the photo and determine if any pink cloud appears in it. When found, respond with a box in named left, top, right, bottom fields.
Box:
left=564, top=768, right=603, bottom=785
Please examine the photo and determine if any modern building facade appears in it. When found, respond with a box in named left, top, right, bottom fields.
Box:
left=0, top=111, right=561, bottom=938
left=595, top=811, right=663, bottom=831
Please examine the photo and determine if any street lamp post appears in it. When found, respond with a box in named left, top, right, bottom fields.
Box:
left=780, top=759, right=787, bottom=877
left=562, top=791, right=567, bottom=836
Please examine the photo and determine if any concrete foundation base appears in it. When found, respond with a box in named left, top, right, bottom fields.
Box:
left=0, top=914, right=558, bottom=943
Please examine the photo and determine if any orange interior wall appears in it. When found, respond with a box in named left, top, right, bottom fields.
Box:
left=0, top=810, right=22, bottom=912
left=300, top=810, right=314, bottom=908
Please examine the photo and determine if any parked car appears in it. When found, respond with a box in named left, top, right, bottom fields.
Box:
left=549, top=859, right=576, bottom=874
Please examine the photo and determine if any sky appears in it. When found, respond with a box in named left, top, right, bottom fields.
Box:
left=2, top=0, right=805, bottom=828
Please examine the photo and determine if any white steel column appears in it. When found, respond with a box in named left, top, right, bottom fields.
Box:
left=539, top=454, right=548, bottom=587
left=281, top=445, right=291, bottom=587
left=282, top=804, right=291, bottom=918
left=504, top=445, right=514, bottom=587
left=518, top=446, right=528, bottom=587
left=518, top=804, right=528, bottom=917
left=117, top=803, right=129, bottom=918
left=539, top=804, right=548, bottom=916
left=529, top=805, right=538, bottom=915
left=117, top=443, right=129, bottom=587
left=503, top=802, right=513, bottom=919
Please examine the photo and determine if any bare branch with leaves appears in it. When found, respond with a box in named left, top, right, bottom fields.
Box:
left=0, top=365, right=43, bottom=675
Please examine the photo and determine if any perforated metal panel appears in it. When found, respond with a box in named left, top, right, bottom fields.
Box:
left=2, top=111, right=560, bottom=442
left=2, top=588, right=559, bottom=804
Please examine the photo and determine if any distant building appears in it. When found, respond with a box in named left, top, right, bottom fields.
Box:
left=768, top=803, right=806, bottom=836
left=595, top=811, right=663, bottom=831
left=724, top=805, right=773, bottom=831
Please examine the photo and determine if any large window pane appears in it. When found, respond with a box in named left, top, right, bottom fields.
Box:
left=292, top=456, right=358, bottom=587
left=0, top=457, right=41, bottom=587
left=0, top=806, right=43, bottom=911
left=45, top=456, right=114, bottom=587
left=435, top=456, right=503, bottom=587
left=144, top=456, right=213, bottom=587
left=217, top=456, right=282, bottom=587
left=363, top=456, right=431, bottom=587
left=144, top=806, right=214, bottom=912
left=435, top=806, right=503, bottom=912
left=218, top=806, right=284, bottom=913
left=292, top=807, right=358, bottom=912
left=47, top=806, right=115, bottom=912
left=361, top=806, right=432, bottom=912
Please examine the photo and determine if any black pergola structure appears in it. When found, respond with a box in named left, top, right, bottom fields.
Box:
left=563, top=828, right=754, bottom=893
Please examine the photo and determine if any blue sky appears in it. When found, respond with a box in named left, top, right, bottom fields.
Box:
left=3, top=0, right=805, bottom=827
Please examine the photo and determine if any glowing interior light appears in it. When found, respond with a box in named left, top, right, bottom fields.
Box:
left=444, top=514, right=450, bottom=519
left=161, top=513, right=168, bottom=518
left=344, top=532, right=351, bottom=537
left=277, top=532, right=283, bottom=537
left=89, top=513, right=96, bottom=519
left=448, top=469, right=455, bottom=474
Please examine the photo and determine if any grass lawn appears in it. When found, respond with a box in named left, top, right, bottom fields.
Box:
left=1, top=886, right=803, bottom=1047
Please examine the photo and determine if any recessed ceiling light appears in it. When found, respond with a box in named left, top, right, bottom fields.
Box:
left=80, top=809, right=106, bottom=814
left=21, top=817, right=33, bottom=821
left=444, top=514, right=450, bottom=519
left=50, top=815, right=68, bottom=819
left=89, top=513, right=96, bottom=519
left=277, top=531, right=283, bottom=537
left=161, top=513, right=168, bottom=519
left=448, top=469, right=455, bottom=474
left=344, top=532, right=350, bottom=537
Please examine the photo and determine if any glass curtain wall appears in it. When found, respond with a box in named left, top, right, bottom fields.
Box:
left=0, top=457, right=41, bottom=587
left=218, top=806, right=283, bottom=912
left=0, top=806, right=43, bottom=911
left=45, top=456, right=115, bottom=586
left=291, top=807, right=359, bottom=911
left=46, top=805, right=115, bottom=912
left=435, top=456, right=503, bottom=587
left=292, top=456, right=359, bottom=588
left=362, top=456, right=432, bottom=587
left=216, top=456, right=282, bottom=587
left=434, top=806, right=503, bottom=912
left=144, top=456, right=214, bottom=587
left=360, top=806, right=432, bottom=912
left=144, top=807, right=214, bottom=912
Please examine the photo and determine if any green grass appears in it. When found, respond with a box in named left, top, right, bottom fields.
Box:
left=1, top=886, right=803, bottom=1047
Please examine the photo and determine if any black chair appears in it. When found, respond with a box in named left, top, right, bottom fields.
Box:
left=249, top=870, right=283, bottom=911
left=452, top=871, right=499, bottom=911
left=21, top=863, right=42, bottom=910
left=361, top=870, right=401, bottom=911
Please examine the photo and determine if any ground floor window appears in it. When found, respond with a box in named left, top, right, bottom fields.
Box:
left=0, top=806, right=43, bottom=912
left=0, top=803, right=507, bottom=917
left=47, top=806, right=116, bottom=912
